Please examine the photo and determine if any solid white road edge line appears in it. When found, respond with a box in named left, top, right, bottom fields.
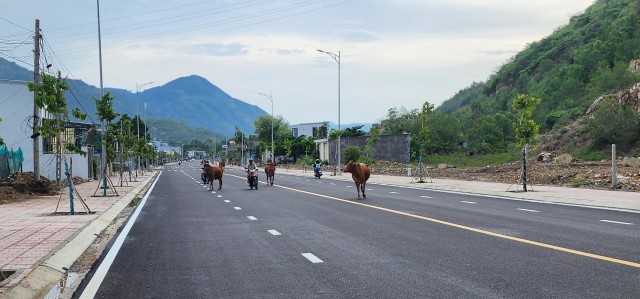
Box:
left=79, top=172, right=162, bottom=299
left=600, top=219, right=634, bottom=225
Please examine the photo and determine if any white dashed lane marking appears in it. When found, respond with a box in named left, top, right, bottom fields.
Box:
left=600, top=220, right=634, bottom=225
left=420, top=195, right=432, bottom=198
left=217, top=195, right=222, bottom=198
left=302, top=253, right=323, bottom=263
left=247, top=216, right=257, bottom=220
left=389, top=191, right=398, bottom=194
left=517, top=208, right=540, bottom=213
left=268, top=230, right=281, bottom=236
left=224, top=200, right=230, bottom=203
left=234, top=207, right=241, bottom=210
left=461, top=201, right=476, bottom=204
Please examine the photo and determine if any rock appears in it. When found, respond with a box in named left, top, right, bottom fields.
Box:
left=554, top=154, right=573, bottom=164
left=623, top=157, right=639, bottom=167
left=438, top=163, right=448, bottom=169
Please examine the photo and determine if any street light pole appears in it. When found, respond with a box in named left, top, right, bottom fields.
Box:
left=258, top=92, right=274, bottom=163
left=317, top=49, right=341, bottom=175
left=136, top=81, right=153, bottom=176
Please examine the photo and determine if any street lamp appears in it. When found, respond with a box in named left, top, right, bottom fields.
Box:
left=136, top=81, right=153, bottom=176
left=258, top=92, right=274, bottom=163
left=317, top=49, right=341, bottom=175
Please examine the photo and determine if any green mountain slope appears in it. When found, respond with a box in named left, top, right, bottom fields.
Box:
left=440, top=0, right=640, bottom=131
left=0, top=58, right=265, bottom=136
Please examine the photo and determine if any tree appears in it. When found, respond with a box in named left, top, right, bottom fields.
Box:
left=587, top=99, right=640, bottom=151
left=427, top=112, right=461, bottom=154
left=94, top=92, right=119, bottom=166
left=28, top=73, right=87, bottom=154
left=512, top=94, right=541, bottom=192
left=363, top=124, right=381, bottom=162
left=417, top=101, right=434, bottom=157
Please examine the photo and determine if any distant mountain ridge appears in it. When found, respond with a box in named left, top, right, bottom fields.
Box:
left=0, top=57, right=266, bottom=137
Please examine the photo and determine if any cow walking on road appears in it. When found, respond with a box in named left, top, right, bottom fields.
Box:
left=264, top=162, right=276, bottom=186
left=343, top=160, right=370, bottom=199
left=204, top=165, right=223, bottom=191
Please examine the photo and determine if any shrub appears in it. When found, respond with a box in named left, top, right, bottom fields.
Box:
left=343, top=146, right=362, bottom=163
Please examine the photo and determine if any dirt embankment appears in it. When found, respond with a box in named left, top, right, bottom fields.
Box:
left=369, top=160, right=640, bottom=191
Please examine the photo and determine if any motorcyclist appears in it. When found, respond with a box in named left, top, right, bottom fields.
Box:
left=201, top=160, right=211, bottom=183
left=245, top=159, right=257, bottom=184
left=313, top=159, right=322, bottom=176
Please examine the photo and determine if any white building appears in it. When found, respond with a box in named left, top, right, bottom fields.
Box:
left=0, top=80, right=94, bottom=180
left=291, top=122, right=327, bottom=138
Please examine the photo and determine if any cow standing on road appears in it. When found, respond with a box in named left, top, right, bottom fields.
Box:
left=343, top=160, right=370, bottom=199
left=264, top=162, right=276, bottom=186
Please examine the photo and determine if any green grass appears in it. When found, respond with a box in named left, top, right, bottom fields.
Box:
left=570, top=177, right=586, bottom=187
left=420, top=151, right=521, bottom=168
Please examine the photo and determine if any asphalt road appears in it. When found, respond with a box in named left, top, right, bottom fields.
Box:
left=78, top=162, right=640, bottom=298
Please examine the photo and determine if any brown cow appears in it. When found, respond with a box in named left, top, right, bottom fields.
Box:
left=343, top=160, right=370, bottom=199
left=264, top=162, right=276, bottom=185
left=204, top=165, right=223, bottom=191
left=218, top=160, right=225, bottom=168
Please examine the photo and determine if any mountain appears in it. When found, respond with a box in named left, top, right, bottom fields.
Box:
left=438, top=0, right=640, bottom=132
left=0, top=58, right=266, bottom=137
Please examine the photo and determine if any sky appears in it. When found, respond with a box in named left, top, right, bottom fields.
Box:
left=1, top=0, right=595, bottom=126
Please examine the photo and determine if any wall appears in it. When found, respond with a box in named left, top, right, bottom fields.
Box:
left=0, top=80, right=92, bottom=180
left=328, top=134, right=410, bottom=164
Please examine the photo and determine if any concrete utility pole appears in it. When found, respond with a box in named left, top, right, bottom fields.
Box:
left=97, top=0, right=107, bottom=196
left=33, top=19, right=41, bottom=182
left=55, top=71, right=62, bottom=186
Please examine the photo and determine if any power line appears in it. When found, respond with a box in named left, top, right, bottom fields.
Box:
left=0, top=16, right=31, bottom=32
left=55, top=0, right=346, bottom=58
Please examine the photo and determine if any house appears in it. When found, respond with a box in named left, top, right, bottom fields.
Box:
left=0, top=79, right=96, bottom=181
left=291, top=122, right=327, bottom=138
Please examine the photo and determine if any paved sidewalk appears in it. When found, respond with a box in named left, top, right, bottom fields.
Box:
left=1, top=165, right=637, bottom=298
left=0, top=170, right=158, bottom=299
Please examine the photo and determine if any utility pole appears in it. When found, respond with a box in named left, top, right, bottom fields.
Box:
left=33, top=19, right=41, bottom=182
left=55, top=71, right=62, bottom=187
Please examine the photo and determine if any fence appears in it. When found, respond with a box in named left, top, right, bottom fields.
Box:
left=0, top=145, right=24, bottom=180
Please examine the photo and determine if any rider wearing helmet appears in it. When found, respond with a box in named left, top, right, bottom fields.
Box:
left=245, top=159, right=257, bottom=183
left=313, top=159, right=322, bottom=176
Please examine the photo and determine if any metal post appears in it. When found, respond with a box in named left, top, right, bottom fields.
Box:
left=612, top=144, right=617, bottom=188
left=136, top=82, right=152, bottom=176
left=317, top=49, right=341, bottom=174
left=258, top=92, right=274, bottom=162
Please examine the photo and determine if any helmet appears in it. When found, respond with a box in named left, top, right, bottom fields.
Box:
left=315, top=159, right=320, bottom=164
left=249, top=159, right=253, bottom=163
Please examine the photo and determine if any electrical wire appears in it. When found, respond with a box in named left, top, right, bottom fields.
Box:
left=56, top=0, right=351, bottom=59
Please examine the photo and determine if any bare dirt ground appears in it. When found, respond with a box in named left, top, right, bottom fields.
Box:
left=370, top=159, right=640, bottom=192
left=285, top=159, right=640, bottom=192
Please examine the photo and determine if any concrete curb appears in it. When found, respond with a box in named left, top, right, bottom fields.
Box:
left=0, top=172, right=159, bottom=299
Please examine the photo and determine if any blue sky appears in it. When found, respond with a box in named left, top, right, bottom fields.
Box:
left=1, top=0, right=594, bottom=125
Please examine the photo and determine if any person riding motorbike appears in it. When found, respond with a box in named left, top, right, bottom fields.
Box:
left=313, top=159, right=322, bottom=178
left=245, top=159, right=257, bottom=184
left=201, top=160, right=211, bottom=183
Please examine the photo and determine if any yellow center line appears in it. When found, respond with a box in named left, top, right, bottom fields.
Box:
left=226, top=171, right=640, bottom=268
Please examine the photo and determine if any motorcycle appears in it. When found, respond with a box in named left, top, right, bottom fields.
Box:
left=314, top=166, right=322, bottom=179
left=246, top=168, right=259, bottom=190
left=201, top=171, right=209, bottom=184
